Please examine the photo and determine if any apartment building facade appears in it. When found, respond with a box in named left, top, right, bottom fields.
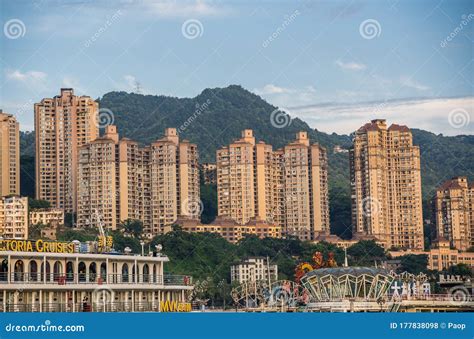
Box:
left=216, top=130, right=329, bottom=241
left=390, top=240, right=474, bottom=271
left=77, top=126, right=200, bottom=236
left=29, top=208, right=64, bottom=226
left=0, top=111, right=20, bottom=196
left=230, top=257, right=278, bottom=284
left=35, top=88, right=99, bottom=213
left=0, top=196, right=28, bottom=239
left=350, top=119, right=424, bottom=250
left=176, top=216, right=282, bottom=244
left=433, top=177, right=474, bottom=251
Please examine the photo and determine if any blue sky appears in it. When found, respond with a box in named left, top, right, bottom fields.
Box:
left=1, top=0, right=473, bottom=134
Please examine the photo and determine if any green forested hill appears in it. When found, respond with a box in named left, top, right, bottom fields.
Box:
left=20, top=85, right=474, bottom=240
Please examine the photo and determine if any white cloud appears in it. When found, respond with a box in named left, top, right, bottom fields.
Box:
left=62, top=77, right=88, bottom=95
left=141, top=0, right=228, bottom=18
left=124, top=75, right=137, bottom=89
left=287, top=96, right=473, bottom=136
left=255, top=84, right=291, bottom=95
left=255, top=84, right=319, bottom=108
left=400, top=76, right=430, bottom=91
left=117, top=75, right=150, bottom=94
left=335, top=59, right=366, bottom=71
left=7, top=70, right=47, bottom=82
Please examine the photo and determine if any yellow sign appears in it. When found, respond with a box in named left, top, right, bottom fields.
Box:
left=160, top=300, right=192, bottom=312
left=0, top=239, right=75, bottom=254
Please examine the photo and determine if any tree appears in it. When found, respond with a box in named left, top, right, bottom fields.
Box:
left=119, top=219, right=143, bottom=238
left=57, top=228, right=97, bottom=242
left=29, top=223, right=47, bottom=239
left=446, top=263, right=472, bottom=277
left=398, top=254, right=428, bottom=274
left=347, top=240, right=386, bottom=266
left=28, top=198, right=51, bottom=210
left=110, top=230, right=141, bottom=253
left=64, top=213, right=77, bottom=227
left=200, top=183, right=217, bottom=224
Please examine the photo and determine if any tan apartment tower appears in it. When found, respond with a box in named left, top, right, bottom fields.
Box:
left=0, top=111, right=20, bottom=196
left=281, top=132, right=329, bottom=240
left=433, top=177, right=474, bottom=251
left=35, top=88, right=99, bottom=213
left=216, top=130, right=329, bottom=240
left=77, top=126, right=200, bottom=236
left=350, top=119, right=424, bottom=250
left=217, top=130, right=273, bottom=225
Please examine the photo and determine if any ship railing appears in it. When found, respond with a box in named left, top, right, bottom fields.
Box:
left=0, top=301, right=162, bottom=313
left=163, top=274, right=192, bottom=286
left=0, top=272, right=170, bottom=285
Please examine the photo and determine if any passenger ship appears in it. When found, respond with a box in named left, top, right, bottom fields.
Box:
left=0, top=239, right=193, bottom=312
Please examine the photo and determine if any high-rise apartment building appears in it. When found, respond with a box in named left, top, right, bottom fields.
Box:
left=0, top=111, right=20, bottom=196
left=216, top=130, right=329, bottom=241
left=282, top=132, right=329, bottom=240
left=433, top=177, right=474, bottom=251
left=35, top=88, right=98, bottom=213
left=350, top=119, right=423, bottom=250
left=0, top=196, right=28, bottom=239
left=77, top=126, right=200, bottom=236
left=77, top=126, right=118, bottom=231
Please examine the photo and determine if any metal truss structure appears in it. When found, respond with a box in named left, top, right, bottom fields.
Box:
left=300, top=267, right=394, bottom=302
left=231, top=280, right=311, bottom=308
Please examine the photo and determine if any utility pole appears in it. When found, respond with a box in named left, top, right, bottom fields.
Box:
left=134, top=81, right=142, bottom=94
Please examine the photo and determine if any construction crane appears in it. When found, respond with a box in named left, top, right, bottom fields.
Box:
left=92, top=209, right=113, bottom=253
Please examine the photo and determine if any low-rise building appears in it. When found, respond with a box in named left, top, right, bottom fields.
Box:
left=230, top=257, right=278, bottom=284
left=40, top=221, right=61, bottom=240
left=389, top=240, right=474, bottom=271
left=0, top=196, right=28, bottom=239
left=29, top=208, right=64, bottom=227
left=176, top=216, right=282, bottom=243
left=312, top=234, right=387, bottom=250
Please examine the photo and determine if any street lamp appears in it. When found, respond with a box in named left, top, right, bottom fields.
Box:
left=140, top=240, right=145, bottom=256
